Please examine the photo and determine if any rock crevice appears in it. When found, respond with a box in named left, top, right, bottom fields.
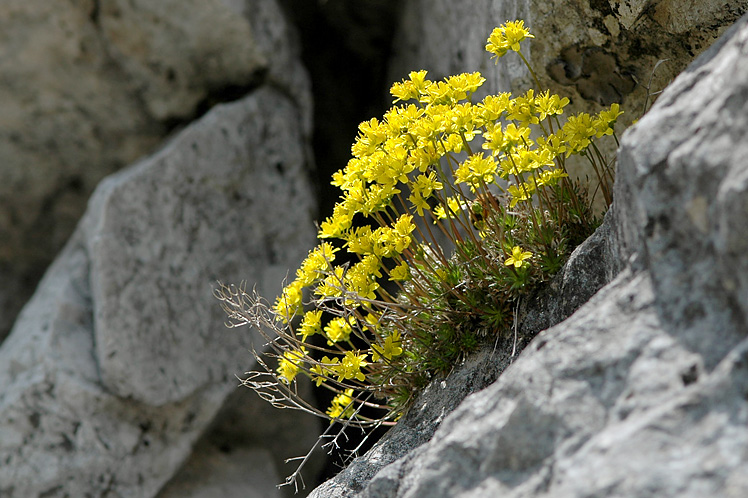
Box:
left=309, top=11, right=748, bottom=498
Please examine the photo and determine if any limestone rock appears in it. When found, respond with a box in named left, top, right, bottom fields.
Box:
left=0, top=0, right=310, bottom=342
left=389, top=0, right=748, bottom=213
left=391, top=0, right=746, bottom=111
left=158, top=385, right=324, bottom=498
left=308, top=12, right=748, bottom=498
left=158, top=445, right=282, bottom=498
left=0, top=87, right=318, bottom=497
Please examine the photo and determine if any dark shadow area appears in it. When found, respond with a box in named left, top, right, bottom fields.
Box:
left=279, top=0, right=402, bottom=219
left=278, top=0, right=402, bottom=485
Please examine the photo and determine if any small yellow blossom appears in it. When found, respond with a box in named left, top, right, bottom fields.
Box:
left=318, top=204, right=353, bottom=239
left=315, top=266, right=346, bottom=298
left=297, top=243, right=338, bottom=286
left=501, top=123, right=532, bottom=151
left=504, top=246, right=533, bottom=268
left=592, top=103, right=624, bottom=137
left=447, top=71, right=486, bottom=95
left=337, top=351, right=369, bottom=382
left=507, top=90, right=540, bottom=126
left=324, top=316, right=355, bottom=345
left=389, top=261, right=411, bottom=281
left=277, top=347, right=307, bottom=384
left=455, top=153, right=498, bottom=188
left=297, top=310, right=323, bottom=341
left=310, top=355, right=339, bottom=387
left=273, top=280, right=304, bottom=322
left=326, top=389, right=355, bottom=421
left=486, top=20, right=534, bottom=60
left=562, top=113, right=596, bottom=155
left=536, top=91, right=570, bottom=121
left=478, top=93, right=511, bottom=121
left=372, top=331, right=404, bottom=361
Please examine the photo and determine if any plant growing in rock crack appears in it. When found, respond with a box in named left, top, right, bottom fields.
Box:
left=215, top=20, right=623, bottom=491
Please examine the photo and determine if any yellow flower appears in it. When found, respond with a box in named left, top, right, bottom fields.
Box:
left=310, top=355, right=339, bottom=387
left=502, top=20, right=534, bottom=51
left=433, top=196, right=464, bottom=221
left=324, top=316, right=354, bottom=345
left=297, top=243, right=338, bottom=286
left=501, top=123, right=532, bottom=151
left=390, top=81, right=415, bottom=103
left=478, top=93, right=511, bottom=121
left=507, top=183, right=535, bottom=207
left=486, top=20, right=534, bottom=60
left=413, top=171, right=443, bottom=198
left=447, top=71, right=486, bottom=95
left=318, top=204, right=353, bottom=239
left=537, top=134, right=567, bottom=157
left=345, top=257, right=381, bottom=301
left=408, top=190, right=430, bottom=217
left=482, top=121, right=505, bottom=155
left=297, top=310, right=323, bottom=341
left=372, top=331, right=404, bottom=361
left=315, top=266, right=346, bottom=298
left=353, top=117, right=388, bottom=157
left=337, top=351, right=369, bottom=382
left=393, top=213, right=416, bottom=238
left=504, top=246, right=533, bottom=268
left=326, top=388, right=356, bottom=421
left=535, top=91, right=570, bottom=121
left=346, top=225, right=374, bottom=255
left=389, top=261, right=411, bottom=282
left=592, top=103, right=623, bottom=137
left=277, top=347, right=307, bottom=384
left=507, top=90, right=539, bottom=126
left=455, top=153, right=498, bottom=188
left=537, top=168, right=568, bottom=187
left=512, top=148, right=554, bottom=174
left=443, top=133, right=465, bottom=154
left=273, top=280, right=304, bottom=322
left=562, top=112, right=595, bottom=154
left=421, top=80, right=459, bottom=105
left=486, top=27, right=509, bottom=59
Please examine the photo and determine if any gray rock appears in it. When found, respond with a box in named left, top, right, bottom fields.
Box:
left=308, top=12, right=748, bottom=498
left=389, top=0, right=748, bottom=212
left=391, top=0, right=746, bottom=112
left=158, top=445, right=282, bottom=498
left=0, top=86, right=319, bottom=497
left=158, top=380, right=325, bottom=498
left=0, top=0, right=310, bottom=342
left=307, top=209, right=620, bottom=498
left=86, top=87, right=315, bottom=405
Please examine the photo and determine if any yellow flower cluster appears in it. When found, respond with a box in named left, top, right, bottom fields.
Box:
left=263, top=19, right=621, bottom=427
left=326, top=389, right=355, bottom=420
left=486, top=20, right=534, bottom=59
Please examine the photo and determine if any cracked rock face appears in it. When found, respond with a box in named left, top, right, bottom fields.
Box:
left=0, top=85, right=319, bottom=497
left=309, top=12, right=748, bottom=498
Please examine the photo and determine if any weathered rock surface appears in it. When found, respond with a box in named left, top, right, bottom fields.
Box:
left=391, top=0, right=746, bottom=113
left=309, top=12, right=748, bottom=498
left=389, top=0, right=748, bottom=211
left=158, top=383, right=323, bottom=498
left=0, top=0, right=310, bottom=342
left=0, top=86, right=319, bottom=496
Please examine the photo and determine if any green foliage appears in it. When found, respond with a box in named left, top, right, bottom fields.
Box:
left=215, top=20, right=622, bottom=490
